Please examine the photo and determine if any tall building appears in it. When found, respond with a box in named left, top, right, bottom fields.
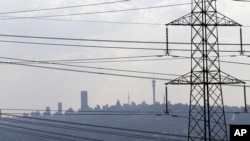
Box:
left=128, top=91, right=130, bottom=105
left=44, top=106, right=51, bottom=116
left=81, top=91, right=88, bottom=111
left=58, top=102, right=62, bottom=115
left=152, top=79, right=156, bottom=104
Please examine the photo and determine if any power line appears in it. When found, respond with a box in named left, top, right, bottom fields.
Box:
left=220, top=60, right=250, bottom=82
left=3, top=108, right=248, bottom=116
left=0, top=54, right=236, bottom=64
left=9, top=17, right=165, bottom=26
left=4, top=110, right=249, bottom=120
left=0, top=108, right=170, bottom=116
left=1, top=112, right=165, bottom=116
left=0, top=53, right=238, bottom=64
left=4, top=112, right=238, bottom=140
left=0, top=122, right=102, bottom=141
left=6, top=108, right=246, bottom=115
left=3, top=109, right=249, bottom=126
left=28, top=54, right=167, bottom=62
left=0, top=108, right=162, bottom=113
left=1, top=56, right=250, bottom=83
left=166, top=112, right=250, bottom=127
left=0, top=34, right=165, bottom=44
left=2, top=54, right=239, bottom=64
left=0, top=61, right=171, bottom=81
left=3, top=113, right=193, bottom=139
left=0, top=126, right=79, bottom=141
left=4, top=110, right=242, bottom=141
left=2, top=15, right=250, bottom=27
left=4, top=57, right=185, bottom=64
left=3, top=3, right=192, bottom=19
left=0, top=110, right=176, bottom=116
left=2, top=13, right=250, bottom=27
left=3, top=113, right=226, bottom=140
left=2, top=56, right=249, bottom=83
left=0, top=0, right=130, bottom=15
left=221, top=60, right=250, bottom=66
left=38, top=56, right=189, bottom=63
left=2, top=112, right=170, bottom=116
left=0, top=111, right=248, bottom=141
left=0, top=108, right=167, bottom=116
left=0, top=56, right=182, bottom=77
left=0, top=38, right=249, bottom=54
left=0, top=39, right=165, bottom=50
left=0, top=118, right=175, bottom=141
left=0, top=34, right=250, bottom=47
left=0, top=2, right=249, bottom=28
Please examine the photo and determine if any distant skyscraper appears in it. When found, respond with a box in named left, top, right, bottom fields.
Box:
left=44, top=106, right=51, bottom=116
left=152, top=79, right=156, bottom=104
left=81, top=91, right=88, bottom=111
left=58, top=102, right=62, bottom=115
left=128, top=91, right=130, bottom=105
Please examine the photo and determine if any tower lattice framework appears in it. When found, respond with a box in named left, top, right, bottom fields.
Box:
left=166, top=0, right=245, bottom=140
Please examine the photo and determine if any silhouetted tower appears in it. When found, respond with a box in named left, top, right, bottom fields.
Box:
left=81, top=91, right=88, bottom=111
left=58, top=102, right=62, bottom=115
left=152, top=79, right=156, bottom=104
left=166, top=0, right=245, bottom=140
left=128, top=91, right=130, bottom=105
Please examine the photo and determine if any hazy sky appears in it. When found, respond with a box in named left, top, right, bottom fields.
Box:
left=0, top=0, right=249, bottom=112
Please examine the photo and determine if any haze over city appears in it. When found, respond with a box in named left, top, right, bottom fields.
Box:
left=0, top=0, right=250, bottom=140
left=0, top=0, right=249, bottom=111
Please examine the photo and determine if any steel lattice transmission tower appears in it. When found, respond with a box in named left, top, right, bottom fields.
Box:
left=165, top=0, right=245, bottom=140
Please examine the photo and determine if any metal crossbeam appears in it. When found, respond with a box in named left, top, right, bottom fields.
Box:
left=166, top=71, right=245, bottom=85
left=166, top=6, right=241, bottom=27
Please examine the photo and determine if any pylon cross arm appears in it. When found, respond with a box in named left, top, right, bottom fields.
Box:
left=220, top=71, right=246, bottom=84
left=216, top=12, right=241, bottom=26
left=165, top=71, right=245, bottom=85
left=166, top=12, right=241, bottom=26
left=166, top=72, right=191, bottom=85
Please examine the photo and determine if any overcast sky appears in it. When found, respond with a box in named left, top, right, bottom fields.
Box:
left=0, top=0, right=249, bottom=112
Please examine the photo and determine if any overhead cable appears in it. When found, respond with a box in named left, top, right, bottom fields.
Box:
left=27, top=54, right=168, bottom=62
left=0, top=38, right=249, bottom=54
left=0, top=34, right=250, bottom=47
left=3, top=113, right=194, bottom=139
left=3, top=3, right=192, bottom=19
left=0, top=39, right=165, bottom=50
left=0, top=122, right=102, bottom=141
left=0, top=61, right=171, bottom=81
left=7, top=17, right=165, bottom=26
left=0, top=118, right=172, bottom=141
left=0, top=0, right=130, bottom=15
left=0, top=56, right=182, bottom=77
left=0, top=126, right=79, bottom=141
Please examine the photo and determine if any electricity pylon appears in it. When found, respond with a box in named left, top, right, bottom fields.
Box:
left=165, top=0, right=245, bottom=140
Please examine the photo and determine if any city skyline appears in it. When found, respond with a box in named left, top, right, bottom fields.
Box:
left=0, top=1, right=249, bottom=140
left=0, top=0, right=249, bottom=112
